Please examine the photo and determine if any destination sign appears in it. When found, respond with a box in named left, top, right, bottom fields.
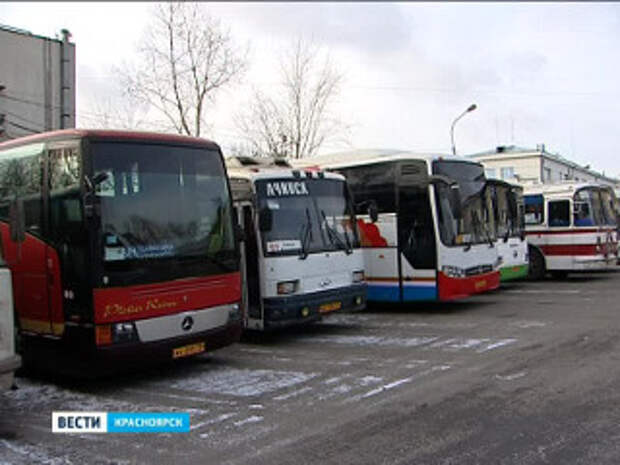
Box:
left=265, top=181, right=309, bottom=197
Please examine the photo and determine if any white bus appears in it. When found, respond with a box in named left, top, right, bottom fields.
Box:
left=226, top=157, right=366, bottom=330
left=485, top=180, right=529, bottom=281
left=0, top=248, right=19, bottom=391
left=293, top=150, right=501, bottom=302
left=523, top=182, right=618, bottom=278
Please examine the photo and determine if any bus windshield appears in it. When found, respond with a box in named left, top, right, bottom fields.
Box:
left=92, top=142, right=237, bottom=279
left=573, top=187, right=608, bottom=227
left=488, top=183, right=523, bottom=239
left=432, top=160, right=494, bottom=246
left=255, top=178, right=360, bottom=257
left=600, top=188, right=617, bottom=226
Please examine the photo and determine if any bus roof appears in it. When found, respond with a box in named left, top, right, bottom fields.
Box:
left=289, top=149, right=480, bottom=170
left=225, top=155, right=344, bottom=182
left=522, top=181, right=610, bottom=198
left=0, top=129, right=220, bottom=151
left=227, top=166, right=345, bottom=183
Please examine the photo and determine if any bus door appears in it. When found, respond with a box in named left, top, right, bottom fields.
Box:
left=236, top=202, right=262, bottom=329
left=44, top=145, right=90, bottom=336
left=396, top=162, right=437, bottom=302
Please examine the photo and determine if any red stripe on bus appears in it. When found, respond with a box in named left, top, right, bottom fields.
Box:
left=525, top=228, right=613, bottom=235
left=93, top=272, right=241, bottom=324
left=539, top=244, right=599, bottom=256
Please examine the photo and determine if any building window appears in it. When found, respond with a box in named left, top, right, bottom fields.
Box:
left=544, top=167, right=552, bottom=182
left=500, top=167, right=514, bottom=180
left=485, top=168, right=496, bottom=179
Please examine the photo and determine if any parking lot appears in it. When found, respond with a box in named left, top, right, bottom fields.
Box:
left=2, top=270, right=620, bottom=464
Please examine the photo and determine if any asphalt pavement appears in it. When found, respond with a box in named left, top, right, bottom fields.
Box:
left=2, top=270, right=620, bottom=464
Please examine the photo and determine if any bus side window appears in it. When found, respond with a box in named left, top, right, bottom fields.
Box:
left=524, top=195, right=544, bottom=225
left=336, top=164, right=397, bottom=215
left=0, top=144, right=44, bottom=237
left=548, top=200, right=570, bottom=227
left=49, top=148, right=82, bottom=236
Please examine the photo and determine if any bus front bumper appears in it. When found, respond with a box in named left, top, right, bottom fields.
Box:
left=500, top=264, right=529, bottom=282
left=94, top=321, right=242, bottom=368
left=438, top=270, right=500, bottom=301
left=262, top=283, right=367, bottom=330
left=572, top=256, right=617, bottom=271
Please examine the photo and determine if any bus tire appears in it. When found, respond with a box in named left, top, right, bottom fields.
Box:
left=528, top=246, right=546, bottom=280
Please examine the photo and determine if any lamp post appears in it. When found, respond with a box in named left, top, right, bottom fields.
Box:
left=450, top=103, right=477, bottom=155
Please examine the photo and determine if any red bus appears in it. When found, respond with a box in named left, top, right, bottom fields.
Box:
left=0, top=130, right=242, bottom=375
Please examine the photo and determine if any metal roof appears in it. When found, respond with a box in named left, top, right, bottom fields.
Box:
left=467, top=145, right=620, bottom=185
left=290, top=148, right=480, bottom=170
left=522, top=181, right=610, bottom=198
left=0, top=129, right=220, bottom=150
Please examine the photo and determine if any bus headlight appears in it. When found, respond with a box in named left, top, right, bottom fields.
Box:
left=441, top=265, right=466, bottom=278
left=352, top=271, right=365, bottom=283
left=112, top=322, right=138, bottom=343
left=96, top=322, right=138, bottom=346
left=228, top=303, right=242, bottom=322
left=277, top=280, right=299, bottom=295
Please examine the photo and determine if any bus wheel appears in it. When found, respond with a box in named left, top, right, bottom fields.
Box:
left=528, top=247, right=546, bottom=280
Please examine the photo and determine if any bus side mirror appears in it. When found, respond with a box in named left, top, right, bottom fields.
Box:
left=368, top=201, right=378, bottom=223
left=430, top=175, right=462, bottom=220
left=258, top=208, right=272, bottom=232
left=9, top=198, right=25, bottom=243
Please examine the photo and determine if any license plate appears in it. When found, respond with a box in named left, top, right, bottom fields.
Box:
left=475, top=279, right=487, bottom=290
left=319, top=301, right=342, bottom=313
left=172, top=342, right=206, bottom=359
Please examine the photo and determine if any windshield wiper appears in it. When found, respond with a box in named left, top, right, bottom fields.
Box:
left=321, top=210, right=352, bottom=255
left=299, top=208, right=313, bottom=260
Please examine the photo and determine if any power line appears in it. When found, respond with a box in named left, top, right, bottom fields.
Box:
left=0, top=92, right=63, bottom=110
left=7, top=120, right=41, bottom=134
left=2, top=109, right=45, bottom=130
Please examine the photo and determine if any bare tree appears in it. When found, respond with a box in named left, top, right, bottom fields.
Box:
left=118, top=2, right=248, bottom=137
left=235, top=38, right=347, bottom=159
left=79, top=91, right=149, bottom=130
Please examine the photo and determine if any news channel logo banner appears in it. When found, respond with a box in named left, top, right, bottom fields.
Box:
left=52, top=412, right=190, bottom=433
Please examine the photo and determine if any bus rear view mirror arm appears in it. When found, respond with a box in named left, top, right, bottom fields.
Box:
left=428, top=174, right=457, bottom=187
left=84, top=172, right=110, bottom=193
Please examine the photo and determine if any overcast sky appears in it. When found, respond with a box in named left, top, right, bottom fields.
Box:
left=2, top=2, right=620, bottom=176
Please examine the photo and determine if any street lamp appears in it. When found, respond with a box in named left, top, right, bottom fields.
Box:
left=450, top=103, right=477, bottom=155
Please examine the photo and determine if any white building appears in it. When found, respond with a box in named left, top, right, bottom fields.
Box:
left=0, top=24, right=75, bottom=141
left=467, top=144, right=620, bottom=189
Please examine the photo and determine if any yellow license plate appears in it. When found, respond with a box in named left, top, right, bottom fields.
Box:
left=475, top=279, right=487, bottom=290
left=319, top=301, right=342, bottom=313
left=172, top=342, right=206, bottom=359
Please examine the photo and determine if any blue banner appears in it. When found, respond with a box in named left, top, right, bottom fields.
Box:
left=107, top=412, right=190, bottom=433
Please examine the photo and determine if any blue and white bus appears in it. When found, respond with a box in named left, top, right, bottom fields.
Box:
left=293, top=150, right=501, bottom=303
